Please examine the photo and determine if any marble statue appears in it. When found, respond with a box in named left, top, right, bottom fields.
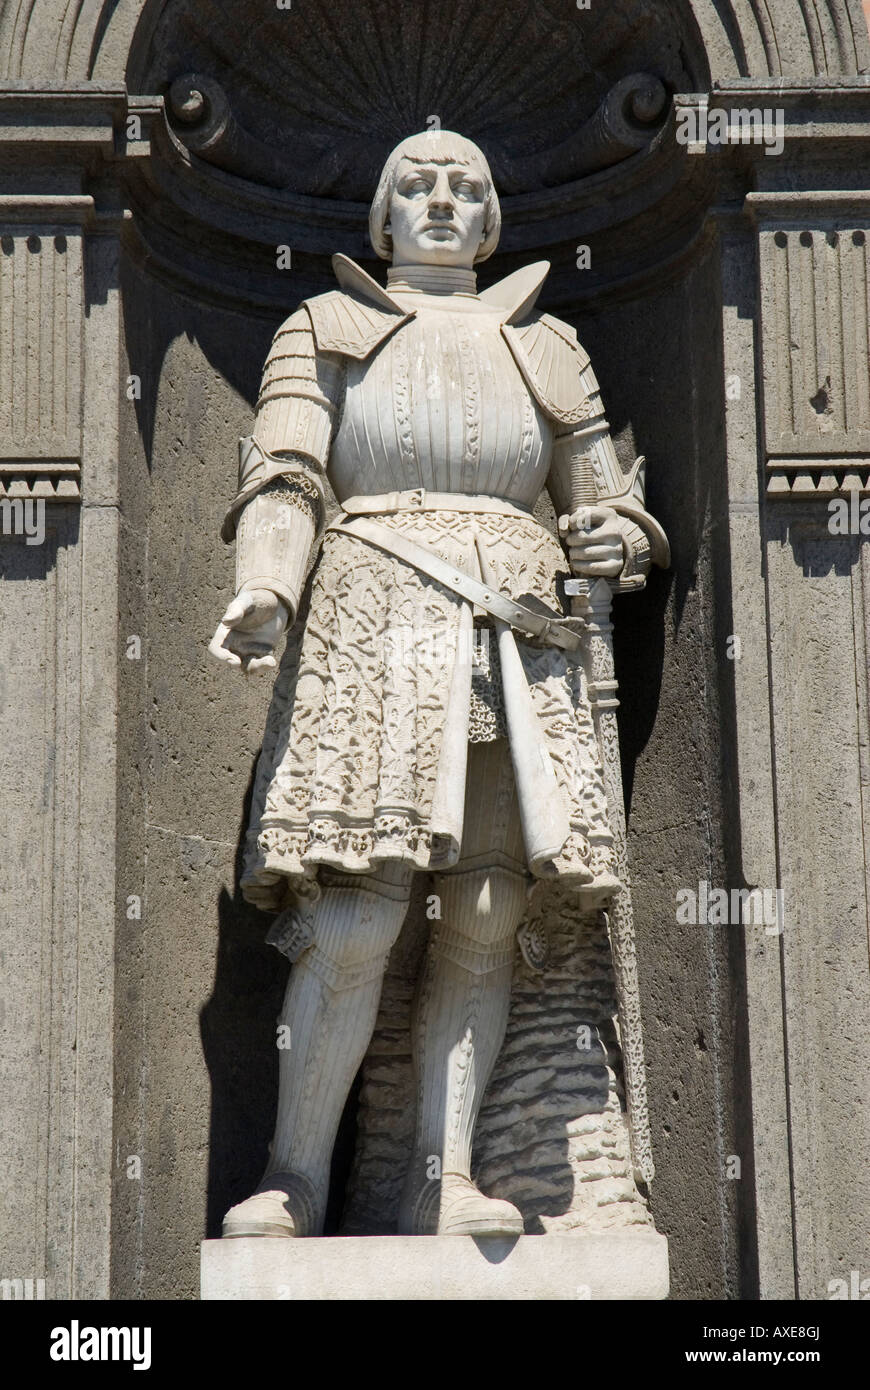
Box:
left=209, top=130, right=668, bottom=1239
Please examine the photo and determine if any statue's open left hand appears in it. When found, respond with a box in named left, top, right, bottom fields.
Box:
left=559, top=505, right=626, bottom=579
left=208, top=587, right=289, bottom=674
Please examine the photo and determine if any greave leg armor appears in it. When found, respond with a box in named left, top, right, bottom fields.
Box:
left=399, top=866, right=528, bottom=1236
left=222, top=865, right=412, bottom=1238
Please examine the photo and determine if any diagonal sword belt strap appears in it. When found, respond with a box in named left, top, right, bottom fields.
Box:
left=330, top=513, right=584, bottom=653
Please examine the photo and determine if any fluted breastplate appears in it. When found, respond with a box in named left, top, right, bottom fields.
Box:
left=329, top=302, right=553, bottom=505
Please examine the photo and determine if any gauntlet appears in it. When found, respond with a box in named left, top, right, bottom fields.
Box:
left=551, top=360, right=669, bottom=582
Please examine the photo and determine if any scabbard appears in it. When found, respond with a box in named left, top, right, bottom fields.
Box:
left=567, top=575, right=656, bottom=1187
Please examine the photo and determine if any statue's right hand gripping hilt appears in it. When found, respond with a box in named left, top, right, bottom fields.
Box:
left=592, top=456, right=670, bottom=582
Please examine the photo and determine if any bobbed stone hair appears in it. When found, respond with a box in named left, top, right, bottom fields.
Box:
left=368, top=130, right=501, bottom=264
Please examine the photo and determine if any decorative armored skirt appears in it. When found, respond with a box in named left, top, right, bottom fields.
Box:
left=240, top=509, right=616, bottom=917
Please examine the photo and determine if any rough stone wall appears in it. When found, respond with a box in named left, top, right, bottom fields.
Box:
left=110, top=261, right=290, bottom=1298
left=571, top=241, right=747, bottom=1298
left=474, top=901, right=651, bottom=1235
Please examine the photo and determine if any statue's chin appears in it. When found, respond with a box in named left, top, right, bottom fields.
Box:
left=397, top=244, right=475, bottom=268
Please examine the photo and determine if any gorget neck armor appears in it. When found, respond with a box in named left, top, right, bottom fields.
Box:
left=386, top=265, right=479, bottom=297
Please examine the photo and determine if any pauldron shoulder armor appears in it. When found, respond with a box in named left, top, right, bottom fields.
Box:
left=501, top=314, right=594, bottom=427
left=304, top=254, right=413, bottom=360
left=304, top=291, right=411, bottom=360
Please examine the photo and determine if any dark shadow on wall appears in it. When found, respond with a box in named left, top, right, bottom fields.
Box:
left=707, top=299, right=761, bottom=1303
left=0, top=507, right=76, bottom=584
left=198, top=758, right=361, bottom=1238
left=120, top=253, right=362, bottom=1254
left=614, top=564, right=671, bottom=816
left=198, top=759, right=288, bottom=1239
left=121, top=244, right=335, bottom=470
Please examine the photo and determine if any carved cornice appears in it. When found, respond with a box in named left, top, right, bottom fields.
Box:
left=2, top=0, right=867, bottom=83
left=0, top=463, right=81, bottom=501
left=678, top=79, right=870, bottom=152
left=0, top=80, right=126, bottom=150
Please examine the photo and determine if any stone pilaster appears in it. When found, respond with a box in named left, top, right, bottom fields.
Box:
left=701, top=80, right=870, bottom=1298
left=0, top=82, right=150, bottom=1299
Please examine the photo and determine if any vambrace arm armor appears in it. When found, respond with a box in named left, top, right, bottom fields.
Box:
left=233, top=463, right=324, bottom=623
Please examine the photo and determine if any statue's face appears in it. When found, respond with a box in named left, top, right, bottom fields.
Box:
left=387, top=156, right=488, bottom=268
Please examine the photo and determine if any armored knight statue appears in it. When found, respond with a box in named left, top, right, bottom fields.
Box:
left=209, top=130, right=668, bottom=1239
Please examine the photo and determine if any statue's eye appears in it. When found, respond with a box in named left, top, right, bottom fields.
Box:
left=405, top=179, right=431, bottom=196
left=454, top=181, right=480, bottom=200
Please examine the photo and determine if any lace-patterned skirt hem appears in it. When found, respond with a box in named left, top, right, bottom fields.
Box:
left=241, top=820, right=619, bottom=920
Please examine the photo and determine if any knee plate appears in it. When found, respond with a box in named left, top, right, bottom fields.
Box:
left=303, top=867, right=413, bottom=990
left=430, top=866, right=528, bottom=975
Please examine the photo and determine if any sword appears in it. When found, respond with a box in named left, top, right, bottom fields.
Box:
left=564, top=493, right=655, bottom=1186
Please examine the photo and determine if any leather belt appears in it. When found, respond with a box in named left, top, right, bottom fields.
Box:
left=329, top=512, right=584, bottom=654
left=338, top=489, right=535, bottom=522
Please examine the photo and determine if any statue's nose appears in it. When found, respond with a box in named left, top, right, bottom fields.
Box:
left=428, top=173, right=454, bottom=211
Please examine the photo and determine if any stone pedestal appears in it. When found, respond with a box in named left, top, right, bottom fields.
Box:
left=200, top=1232, right=669, bottom=1301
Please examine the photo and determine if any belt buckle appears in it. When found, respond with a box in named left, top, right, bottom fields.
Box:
left=404, top=487, right=425, bottom=510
